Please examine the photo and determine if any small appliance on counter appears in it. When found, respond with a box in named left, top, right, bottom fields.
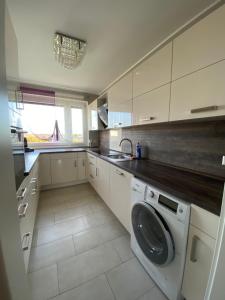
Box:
left=24, top=137, right=34, bottom=152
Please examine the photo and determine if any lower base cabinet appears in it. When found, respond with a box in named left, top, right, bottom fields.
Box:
left=109, top=164, right=133, bottom=232
left=18, top=160, right=39, bottom=272
left=87, top=155, right=133, bottom=233
left=182, top=204, right=219, bottom=300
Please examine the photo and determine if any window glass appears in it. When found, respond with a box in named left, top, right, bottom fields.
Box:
left=71, top=107, right=84, bottom=143
left=22, top=103, right=65, bottom=143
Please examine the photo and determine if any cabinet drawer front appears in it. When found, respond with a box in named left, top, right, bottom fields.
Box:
left=133, top=84, right=170, bottom=125
left=173, top=5, right=225, bottom=80
left=50, top=152, right=77, bottom=160
left=182, top=225, right=216, bottom=300
left=133, top=43, right=172, bottom=98
left=170, top=60, right=225, bottom=121
left=87, top=153, right=97, bottom=165
left=191, top=204, right=219, bottom=239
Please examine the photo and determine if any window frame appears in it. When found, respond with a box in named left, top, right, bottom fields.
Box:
left=23, top=97, right=88, bottom=148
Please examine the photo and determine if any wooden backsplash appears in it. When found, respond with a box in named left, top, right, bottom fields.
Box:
left=98, top=119, right=225, bottom=180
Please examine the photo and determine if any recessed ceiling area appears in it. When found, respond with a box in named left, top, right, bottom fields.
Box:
left=7, top=0, right=218, bottom=94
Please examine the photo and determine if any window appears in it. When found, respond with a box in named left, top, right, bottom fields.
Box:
left=71, top=107, right=84, bottom=143
left=22, top=102, right=86, bottom=146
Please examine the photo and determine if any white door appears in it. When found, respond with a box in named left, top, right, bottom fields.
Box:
left=51, top=153, right=78, bottom=184
left=182, top=225, right=216, bottom=300
left=133, top=84, right=170, bottom=125
left=77, top=153, right=87, bottom=181
left=109, top=165, right=133, bottom=232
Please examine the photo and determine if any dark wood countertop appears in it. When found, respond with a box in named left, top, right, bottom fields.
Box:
left=24, top=148, right=224, bottom=216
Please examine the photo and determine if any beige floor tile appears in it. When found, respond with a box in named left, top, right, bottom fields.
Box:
left=36, top=217, right=88, bottom=246
left=106, top=257, right=155, bottom=300
left=84, top=209, right=116, bottom=228
left=29, top=264, right=59, bottom=300
left=52, top=275, right=114, bottom=300
left=54, top=204, right=92, bottom=223
left=137, top=286, right=168, bottom=300
left=73, top=228, right=102, bottom=254
left=29, top=236, right=76, bottom=272
left=109, top=234, right=134, bottom=262
left=58, top=243, right=121, bottom=292
left=35, top=212, right=55, bottom=228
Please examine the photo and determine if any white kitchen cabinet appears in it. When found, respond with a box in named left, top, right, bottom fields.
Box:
left=77, top=152, right=87, bottom=181
left=172, top=5, right=225, bottom=80
left=107, top=72, right=133, bottom=128
left=39, top=154, right=51, bottom=186
left=109, top=165, right=133, bottom=232
left=108, top=99, right=133, bottom=128
left=170, top=60, right=225, bottom=121
left=107, top=73, right=132, bottom=104
left=50, top=153, right=78, bottom=185
left=133, top=43, right=172, bottom=98
left=133, top=84, right=170, bottom=125
left=88, top=99, right=98, bottom=130
left=95, top=158, right=110, bottom=204
left=18, top=160, right=39, bottom=272
left=182, top=205, right=219, bottom=300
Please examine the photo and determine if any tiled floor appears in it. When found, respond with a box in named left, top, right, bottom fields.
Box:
left=29, top=183, right=168, bottom=300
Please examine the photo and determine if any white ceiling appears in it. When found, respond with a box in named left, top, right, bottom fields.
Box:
left=7, top=0, right=218, bottom=94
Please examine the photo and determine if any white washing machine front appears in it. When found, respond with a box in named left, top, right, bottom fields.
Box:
left=130, top=178, right=190, bottom=300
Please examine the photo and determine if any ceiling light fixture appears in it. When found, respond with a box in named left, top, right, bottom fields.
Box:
left=53, top=32, right=87, bottom=69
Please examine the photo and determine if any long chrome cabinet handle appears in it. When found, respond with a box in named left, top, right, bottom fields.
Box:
left=18, top=203, right=29, bottom=218
left=74, top=160, right=77, bottom=167
left=17, top=187, right=27, bottom=201
left=190, top=105, right=218, bottom=114
left=22, top=232, right=31, bottom=251
left=115, top=169, right=124, bottom=176
left=140, top=116, right=155, bottom=122
left=190, top=235, right=200, bottom=263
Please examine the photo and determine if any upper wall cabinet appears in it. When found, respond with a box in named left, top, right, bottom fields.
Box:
left=133, top=84, right=170, bottom=125
left=108, top=73, right=132, bottom=104
left=108, top=73, right=133, bottom=128
left=133, top=43, right=172, bottom=98
left=170, top=60, right=225, bottom=121
left=88, top=99, right=98, bottom=130
left=172, top=5, right=225, bottom=80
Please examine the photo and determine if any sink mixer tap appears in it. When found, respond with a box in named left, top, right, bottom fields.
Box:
left=119, top=138, right=133, bottom=157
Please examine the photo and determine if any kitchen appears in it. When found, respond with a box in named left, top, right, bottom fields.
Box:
left=1, top=1, right=225, bottom=300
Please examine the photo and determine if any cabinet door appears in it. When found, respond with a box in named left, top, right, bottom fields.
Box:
left=39, top=154, right=51, bottom=186
left=88, top=99, right=98, bottom=130
left=77, top=153, right=87, bottom=181
left=109, top=165, right=133, bottom=232
left=133, top=84, right=170, bottom=125
left=172, top=5, right=225, bottom=80
left=108, top=73, right=132, bottom=104
left=51, top=153, right=78, bottom=185
left=96, top=158, right=110, bottom=203
left=133, top=43, right=172, bottom=98
left=108, top=99, right=132, bottom=128
left=170, top=60, right=225, bottom=121
left=182, top=225, right=216, bottom=300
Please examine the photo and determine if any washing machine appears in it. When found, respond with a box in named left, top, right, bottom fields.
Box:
left=131, top=178, right=190, bottom=300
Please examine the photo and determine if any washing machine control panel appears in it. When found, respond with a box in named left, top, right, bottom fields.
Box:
left=146, top=185, right=189, bottom=223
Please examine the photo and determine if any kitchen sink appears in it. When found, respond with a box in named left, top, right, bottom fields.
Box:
left=106, top=153, right=133, bottom=161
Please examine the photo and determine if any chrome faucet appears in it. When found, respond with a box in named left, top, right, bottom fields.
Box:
left=119, top=138, right=133, bottom=157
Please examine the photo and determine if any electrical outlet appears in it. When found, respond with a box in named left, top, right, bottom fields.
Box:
left=222, top=156, right=225, bottom=166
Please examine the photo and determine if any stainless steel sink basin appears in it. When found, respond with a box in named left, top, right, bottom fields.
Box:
left=106, top=153, right=132, bottom=161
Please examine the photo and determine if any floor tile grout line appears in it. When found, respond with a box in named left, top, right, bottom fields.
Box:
left=29, top=231, right=128, bottom=274
left=104, top=272, right=117, bottom=300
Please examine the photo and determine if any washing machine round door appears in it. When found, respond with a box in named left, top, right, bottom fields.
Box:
left=132, top=202, right=175, bottom=266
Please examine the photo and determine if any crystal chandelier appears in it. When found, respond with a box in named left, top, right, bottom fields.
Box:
left=53, top=32, right=87, bottom=69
